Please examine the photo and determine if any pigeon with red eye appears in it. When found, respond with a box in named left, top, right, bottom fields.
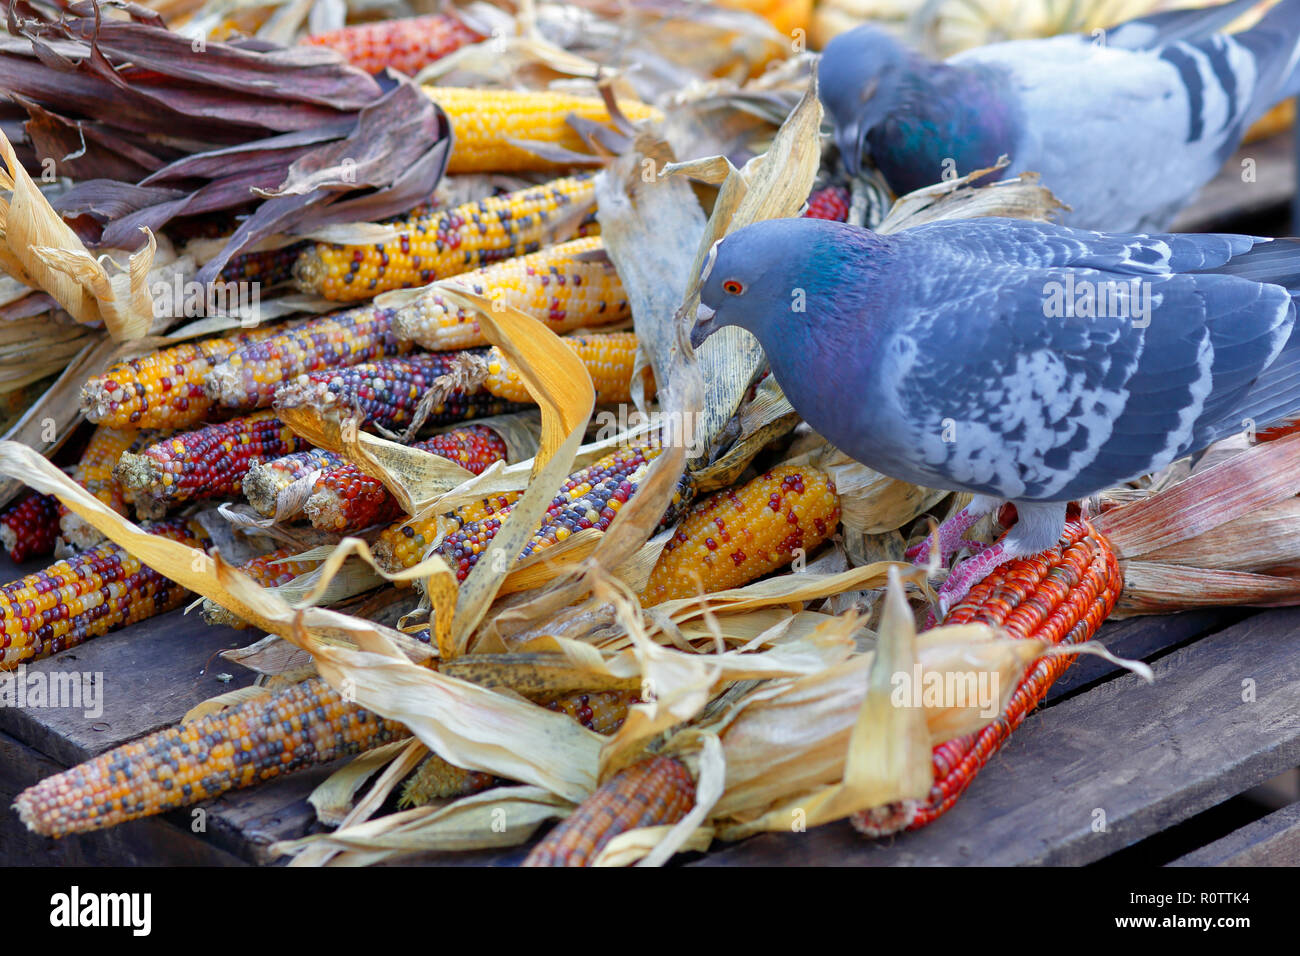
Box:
left=692, top=216, right=1300, bottom=619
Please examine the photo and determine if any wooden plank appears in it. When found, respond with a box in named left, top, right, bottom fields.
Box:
left=692, top=607, right=1300, bottom=866
left=1172, top=133, right=1293, bottom=232
left=1167, top=802, right=1300, bottom=867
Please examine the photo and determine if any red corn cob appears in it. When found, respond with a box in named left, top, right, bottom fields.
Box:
left=305, top=425, right=507, bottom=532
left=522, top=756, right=696, bottom=866
left=0, top=491, right=60, bottom=562
left=851, top=516, right=1122, bottom=836
left=302, top=13, right=482, bottom=76
left=803, top=185, right=850, bottom=222
left=115, top=410, right=312, bottom=507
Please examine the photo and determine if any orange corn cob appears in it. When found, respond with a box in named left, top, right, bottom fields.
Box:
left=304, top=425, right=508, bottom=532
left=522, top=756, right=695, bottom=866
left=204, top=305, right=410, bottom=411
left=302, top=13, right=482, bottom=76
left=482, top=332, right=649, bottom=405
left=374, top=492, right=522, bottom=574
left=79, top=326, right=278, bottom=430
left=201, top=548, right=320, bottom=629
left=0, top=517, right=211, bottom=670
left=0, top=491, right=59, bottom=563
left=423, top=87, right=662, bottom=174
left=293, top=173, right=598, bottom=301
left=851, top=516, right=1122, bottom=836
left=115, top=410, right=312, bottom=507
left=392, top=236, right=629, bottom=351
left=242, top=447, right=344, bottom=518
left=641, top=466, right=840, bottom=606
left=13, top=677, right=408, bottom=837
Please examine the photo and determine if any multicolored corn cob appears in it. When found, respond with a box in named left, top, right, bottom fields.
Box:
left=242, top=447, right=344, bottom=518
left=522, top=756, right=695, bottom=866
left=0, top=491, right=59, bottom=563
left=116, top=410, right=312, bottom=507
left=542, top=690, right=634, bottom=736
left=201, top=548, right=320, bottom=629
left=482, top=332, right=649, bottom=405
left=0, top=517, right=211, bottom=670
left=641, top=466, right=840, bottom=606
left=272, top=351, right=521, bottom=434
left=302, top=13, right=482, bottom=75
left=305, top=425, right=508, bottom=532
left=293, top=173, right=598, bottom=301
left=79, top=326, right=278, bottom=430
left=59, top=426, right=141, bottom=549
left=803, top=185, right=850, bottom=222
left=423, top=87, right=662, bottom=174
left=392, top=236, right=630, bottom=351
left=204, top=305, right=409, bottom=411
left=851, top=516, right=1122, bottom=836
left=13, top=677, right=408, bottom=837
left=374, top=492, right=521, bottom=573
left=216, top=242, right=306, bottom=287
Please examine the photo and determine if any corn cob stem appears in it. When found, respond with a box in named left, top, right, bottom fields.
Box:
left=302, top=13, right=482, bottom=76
left=242, top=447, right=344, bottom=518
left=13, top=677, right=408, bottom=838
left=0, top=518, right=211, bottom=670
left=0, top=491, right=60, bottom=563
left=293, top=173, right=598, bottom=302
left=522, top=756, right=695, bottom=866
left=641, top=466, right=840, bottom=606
left=116, top=410, right=312, bottom=507
left=851, top=516, right=1122, bottom=836
left=392, top=236, right=630, bottom=351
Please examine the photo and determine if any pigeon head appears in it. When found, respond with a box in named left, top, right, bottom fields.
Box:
left=692, top=217, right=881, bottom=352
left=818, top=25, right=915, bottom=177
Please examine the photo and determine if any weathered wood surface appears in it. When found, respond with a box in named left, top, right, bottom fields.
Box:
left=1167, top=802, right=1300, bottom=867
left=1172, top=133, right=1294, bottom=232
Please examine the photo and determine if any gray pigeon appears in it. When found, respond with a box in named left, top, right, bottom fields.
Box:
left=818, top=0, right=1300, bottom=231
left=690, top=216, right=1300, bottom=614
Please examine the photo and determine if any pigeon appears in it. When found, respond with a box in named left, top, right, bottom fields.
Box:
left=818, top=0, right=1300, bottom=231
left=690, top=216, right=1300, bottom=615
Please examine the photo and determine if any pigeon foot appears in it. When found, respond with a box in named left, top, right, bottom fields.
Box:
left=905, top=503, right=987, bottom=567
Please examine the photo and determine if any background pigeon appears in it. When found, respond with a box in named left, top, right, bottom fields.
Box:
left=690, top=216, right=1300, bottom=614
left=818, top=0, right=1300, bottom=232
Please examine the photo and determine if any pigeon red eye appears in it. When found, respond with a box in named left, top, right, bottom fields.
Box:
left=722, top=280, right=745, bottom=295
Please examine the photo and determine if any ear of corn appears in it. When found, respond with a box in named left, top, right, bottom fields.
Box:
left=392, top=236, right=630, bottom=351
left=423, top=87, right=662, bottom=174
left=272, top=351, right=522, bottom=434
left=79, top=326, right=277, bottom=430
left=242, top=447, right=345, bottom=518
left=205, top=305, right=410, bottom=412
left=201, top=548, right=320, bottom=629
left=851, top=516, right=1122, bottom=836
left=305, top=425, right=508, bottom=532
left=522, top=756, right=695, bottom=867
left=399, top=754, right=495, bottom=808
left=641, top=466, right=840, bottom=606
left=292, top=173, right=598, bottom=301
left=59, top=426, right=143, bottom=549
left=302, top=13, right=481, bottom=75
left=542, top=690, right=634, bottom=736
left=13, top=677, right=408, bottom=837
left=0, top=491, right=60, bottom=563
left=804, top=185, right=850, bottom=222
left=116, top=410, right=312, bottom=507
left=216, top=242, right=305, bottom=287
left=374, top=492, right=522, bottom=575
left=482, top=331, right=649, bottom=405
left=0, top=517, right=211, bottom=671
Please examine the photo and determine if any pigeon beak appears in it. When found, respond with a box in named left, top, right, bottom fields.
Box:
left=690, top=303, right=719, bottom=350
left=835, top=122, right=863, bottom=178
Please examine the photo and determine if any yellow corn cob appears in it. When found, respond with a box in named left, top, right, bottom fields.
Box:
left=423, top=87, right=663, bottom=173
left=641, top=466, right=840, bottom=606
left=482, top=331, right=649, bottom=405
left=293, top=174, right=598, bottom=302
left=398, top=754, right=495, bottom=808
left=58, top=426, right=139, bottom=549
left=392, top=236, right=629, bottom=350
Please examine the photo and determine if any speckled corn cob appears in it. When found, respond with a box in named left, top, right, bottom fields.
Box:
left=305, top=425, right=508, bottom=532
left=116, top=410, right=312, bottom=507
left=641, top=466, right=840, bottom=606
left=205, top=305, right=409, bottom=411
left=374, top=492, right=521, bottom=573
left=851, top=517, right=1121, bottom=837
left=272, top=351, right=521, bottom=433
left=61, top=429, right=172, bottom=548
left=423, top=87, right=662, bottom=174
left=302, top=13, right=482, bottom=75
left=242, top=447, right=344, bottom=518
left=483, top=332, right=649, bottom=404
left=216, top=242, right=305, bottom=287
left=0, top=517, right=211, bottom=670
left=392, top=236, right=629, bottom=350
left=201, top=548, right=320, bottom=629
left=0, top=491, right=59, bottom=562
left=79, top=326, right=278, bottom=430
left=522, top=756, right=695, bottom=866
left=293, top=174, right=598, bottom=301
left=542, top=690, right=634, bottom=735
left=13, top=677, right=408, bottom=837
